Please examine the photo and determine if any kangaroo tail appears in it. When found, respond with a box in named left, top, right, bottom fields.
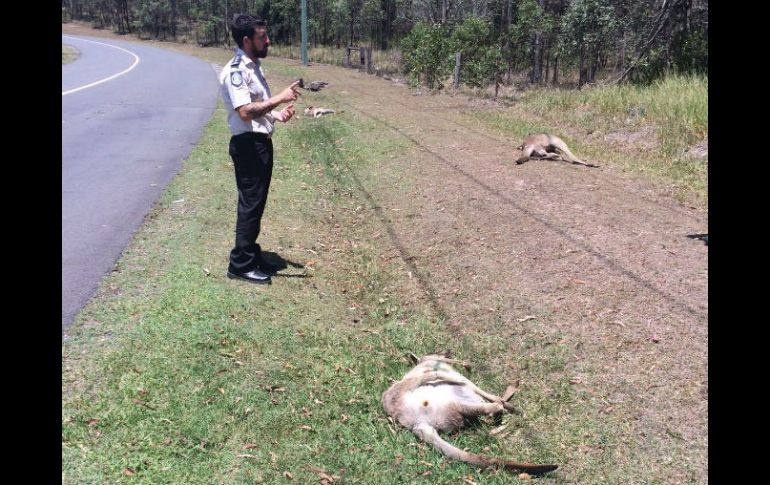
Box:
left=549, top=136, right=597, bottom=167
left=413, top=423, right=558, bottom=474
left=554, top=142, right=585, bottom=165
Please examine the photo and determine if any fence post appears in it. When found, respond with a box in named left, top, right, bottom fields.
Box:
left=366, top=47, right=373, bottom=74
left=344, top=47, right=351, bottom=67
left=453, top=52, right=461, bottom=89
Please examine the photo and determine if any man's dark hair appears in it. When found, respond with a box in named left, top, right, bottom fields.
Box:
left=230, top=14, right=267, bottom=48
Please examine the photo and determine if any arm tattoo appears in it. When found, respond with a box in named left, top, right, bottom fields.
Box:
left=245, top=99, right=277, bottom=119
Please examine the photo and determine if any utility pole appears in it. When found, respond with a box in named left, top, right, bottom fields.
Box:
left=301, top=0, right=308, bottom=65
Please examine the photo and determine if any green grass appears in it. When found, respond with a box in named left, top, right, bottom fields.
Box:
left=519, top=74, right=708, bottom=157
left=62, top=101, right=572, bottom=483
left=464, top=74, right=708, bottom=208
left=62, top=43, right=79, bottom=64
left=270, top=43, right=402, bottom=74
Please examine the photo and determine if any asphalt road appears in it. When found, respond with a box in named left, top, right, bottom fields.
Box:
left=62, top=35, right=219, bottom=332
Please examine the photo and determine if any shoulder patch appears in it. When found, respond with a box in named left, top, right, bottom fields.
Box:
left=231, top=54, right=241, bottom=67
left=230, top=71, right=243, bottom=87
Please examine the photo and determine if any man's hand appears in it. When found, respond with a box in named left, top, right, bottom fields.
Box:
left=239, top=81, right=301, bottom=122
left=276, top=80, right=301, bottom=104
left=273, top=104, right=295, bottom=123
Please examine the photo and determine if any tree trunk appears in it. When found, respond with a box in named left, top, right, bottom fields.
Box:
left=552, top=55, right=559, bottom=85
left=617, top=29, right=626, bottom=71
left=349, top=15, right=355, bottom=47
left=618, top=1, right=676, bottom=83
left=531, top=32, right=541, bottom=83
left=380, top=0, right=394, bottom=50
left=126, top=0, right=132, bottom=33
left=224, top=0, right=229, bottom=48
left=503, top=0, right=514, bottom=84
left=531, top=0, right=544, bottom=83
left=169, top=0, right=176, bottom=38
left=579, top=50, right=587, bottom=86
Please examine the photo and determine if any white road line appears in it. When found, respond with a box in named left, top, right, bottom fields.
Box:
left=62, top=35, right=140, bottom=96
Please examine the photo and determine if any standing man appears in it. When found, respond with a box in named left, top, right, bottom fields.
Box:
left=220, top=14, right=301, bottom=284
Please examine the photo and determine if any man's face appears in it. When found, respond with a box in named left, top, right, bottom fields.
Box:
left=245, top=27, right=269, bottom=59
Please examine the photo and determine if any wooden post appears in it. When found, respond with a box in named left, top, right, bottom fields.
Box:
left=344, top=47, right=351, bottom=67
left=366, top=46, right=373, bottom=73
left=359, top=47, right=366, bottom=66
left=453, top=52, right=461, bottom=89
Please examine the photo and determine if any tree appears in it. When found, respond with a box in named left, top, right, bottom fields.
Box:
left=450, top=16, right=502, bottom=89
left=558, top=0, right=616, bottom=85
left=401, top=21, right=452, bottom=89
left=61, top=0, right=707, bottom=86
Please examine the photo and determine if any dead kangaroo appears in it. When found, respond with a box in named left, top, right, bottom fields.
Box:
left=382, top=353, right=558, bottom=474
left=516, top=133, right=598, bottom=167
left=304, top=106, right=335, bottom=118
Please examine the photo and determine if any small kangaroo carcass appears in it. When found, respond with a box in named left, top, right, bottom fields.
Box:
left=304, top=106, right=336, bottom=118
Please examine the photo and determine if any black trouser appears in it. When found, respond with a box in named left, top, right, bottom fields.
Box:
left=228, top=132, right=273, bottom=273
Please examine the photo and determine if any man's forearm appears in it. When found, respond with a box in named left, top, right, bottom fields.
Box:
left=243, top=97, right=281, bottom=119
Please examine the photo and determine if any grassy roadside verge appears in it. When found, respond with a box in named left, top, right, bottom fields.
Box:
left=62, top=43, right=79, bottom=64
left=62, top=97, right=574, bottom=483
left=61, top=92, right=674, bottom=485
left=461, top=74, right=708, bottom=209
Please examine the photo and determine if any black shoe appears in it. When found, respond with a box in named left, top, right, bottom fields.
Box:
left=226, top=268, right=272, bottom=285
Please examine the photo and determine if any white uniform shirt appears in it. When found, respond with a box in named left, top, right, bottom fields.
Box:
left=220, top=48, right=275, bottom=136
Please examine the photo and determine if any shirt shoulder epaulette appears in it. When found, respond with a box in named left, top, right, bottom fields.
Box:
left=230, top=54, right=242, bottom=69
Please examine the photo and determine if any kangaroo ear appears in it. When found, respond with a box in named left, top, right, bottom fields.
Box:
left=516, top=144, right=524, bottom=150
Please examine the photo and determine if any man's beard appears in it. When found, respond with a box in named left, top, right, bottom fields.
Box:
left=254, top=46, right=268, bottom=58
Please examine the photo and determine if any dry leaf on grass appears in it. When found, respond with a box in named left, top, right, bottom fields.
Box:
left=306, top=466, right=340, bottom=483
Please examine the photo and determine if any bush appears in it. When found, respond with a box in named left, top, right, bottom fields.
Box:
left=400, top=22, right=452, bottom=89
left=451, top=16, right=502, bottom=89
